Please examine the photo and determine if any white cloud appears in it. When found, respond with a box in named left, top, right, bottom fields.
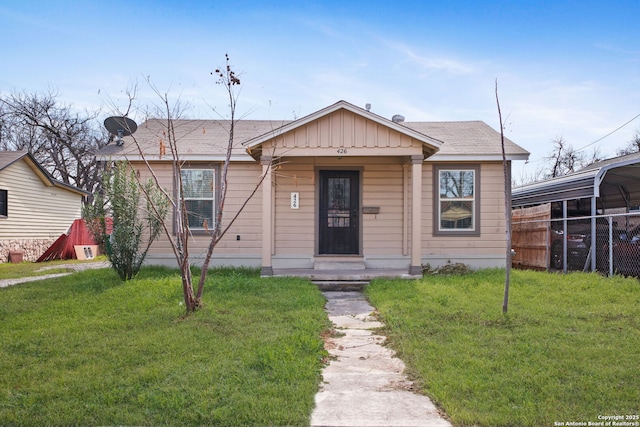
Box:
left=383, top=40, right=476, bottom=76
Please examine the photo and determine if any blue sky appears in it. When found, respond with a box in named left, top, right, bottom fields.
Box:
left=1, top=0, right=639, bottom=182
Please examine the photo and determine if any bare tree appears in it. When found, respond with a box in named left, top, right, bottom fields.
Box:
left=512, top=165, right=545, bottom=187
left=585, top=147, right=604, bottom=165
left=122, top=55, right=274, bottom=312
left=616, top=129, right=640, bottom=156
left=543, top=137, right=605, bottom=179
left=495, top=80, right=511, bottom=314
left=544, top=136, right=580, bottom=178
left=514, top=143, right=603, bottom=186
left=197, top=57, right=243, bottom=295
left=0, top=90, right=108, bottom=195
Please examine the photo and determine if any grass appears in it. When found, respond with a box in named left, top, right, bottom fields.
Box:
left=0, top=256, right=107, bottom=280
left=0, top=266, right=329, bottom=426
left=366, top=269, right=640, bottom=427
left=4, top=264, right=638, bottom=426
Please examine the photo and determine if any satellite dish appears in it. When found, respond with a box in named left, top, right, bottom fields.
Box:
left=104, top=116, right=138, bottom=146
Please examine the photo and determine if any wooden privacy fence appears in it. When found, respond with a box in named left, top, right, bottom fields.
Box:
left=512, top=203, right=551, bottom=270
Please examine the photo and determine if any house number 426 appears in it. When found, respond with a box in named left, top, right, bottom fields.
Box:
left=337, top=148, right=348, bottom=154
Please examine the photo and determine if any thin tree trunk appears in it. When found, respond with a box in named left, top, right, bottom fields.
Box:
left=495, top=80, right=512, bottom=314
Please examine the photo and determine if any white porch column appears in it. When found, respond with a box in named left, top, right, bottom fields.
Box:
left=409, top=155, right=423, bottom=275
left=261, top=156, right=273, bottom=276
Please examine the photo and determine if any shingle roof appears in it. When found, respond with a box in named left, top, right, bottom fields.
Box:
left=403, top=121, right=529, bottom=159
left=97, top=102, right=529, bottom=162
left=0, top=150, right=29, bottom=171
left=98, top=119, right=272, bottom=160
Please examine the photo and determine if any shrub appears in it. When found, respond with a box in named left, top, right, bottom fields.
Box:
left=83, top=162, right=167, bottom=280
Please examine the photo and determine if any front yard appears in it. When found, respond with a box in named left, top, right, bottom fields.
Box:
left=1, top=264, right=638, bottom=426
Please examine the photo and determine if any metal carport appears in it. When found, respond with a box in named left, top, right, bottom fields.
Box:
left=512, top=152, right=640, bottom=272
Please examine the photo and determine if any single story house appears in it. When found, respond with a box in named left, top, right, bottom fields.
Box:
left=98, top=100, right=529, bottom=276
left=0, top=151, right=89, bottom=262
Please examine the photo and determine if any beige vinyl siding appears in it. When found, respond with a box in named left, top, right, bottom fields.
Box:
left=134, top=162, right=174, bottom=256
left=139, top=157, right=508, bottom=267
left=361, top=159, right=404, bottom=255
left=422, top=162, right=507, bottom=255
left=273, top=158, right=316, bottom=253
left=0, top=159, right=83, bottom=240
left=215, top=163, right=263, bottom=254
left=139, top=161, right=263, bottom=258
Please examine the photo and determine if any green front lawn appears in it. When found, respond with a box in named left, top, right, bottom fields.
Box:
left=0, top=267, right=329, bottom=426
left=366, top=269, right=640, bottom=427
left=3, top=264, right=638, bottom=426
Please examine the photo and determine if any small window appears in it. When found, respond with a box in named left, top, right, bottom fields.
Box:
left=0, top=189, right=7, bottom=217
left=181, top=169, right=215, bottom=230
left=434, top=166, right=480, bottom=235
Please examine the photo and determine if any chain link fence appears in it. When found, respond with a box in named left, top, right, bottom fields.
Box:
left=512, top=210, right=640, bottom=276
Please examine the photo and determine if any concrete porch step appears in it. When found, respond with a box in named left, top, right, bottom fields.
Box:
left=312, top=280, right=370, bottom=291
left=314, top=256, right=365, bottom=270
left=270, top=268, right=420, bottom=281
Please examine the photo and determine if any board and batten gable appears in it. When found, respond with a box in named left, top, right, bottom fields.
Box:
left=257, top=108, right=437, bottom=158
left=0, top=156, right=84, bottom=240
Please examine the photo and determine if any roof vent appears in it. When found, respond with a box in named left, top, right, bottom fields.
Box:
left=392, top=114, right=405, bottom=123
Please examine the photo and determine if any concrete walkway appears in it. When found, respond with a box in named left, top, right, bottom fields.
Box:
left=0, top=261, right=109, bottom=288
left=311, top=291, right=452, bottom=427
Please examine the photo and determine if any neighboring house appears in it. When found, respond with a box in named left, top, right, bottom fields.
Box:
left=0, top=151, right=89, bottom=262
left=98, top=100, right=529, bottom=275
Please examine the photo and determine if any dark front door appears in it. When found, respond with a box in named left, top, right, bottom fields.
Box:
left=319, top=170, right=360, bottom=254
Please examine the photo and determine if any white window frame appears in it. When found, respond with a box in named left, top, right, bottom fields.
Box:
left=180, top=167, right=216, bottom=231
left=434, top=165, right=480, bottom=236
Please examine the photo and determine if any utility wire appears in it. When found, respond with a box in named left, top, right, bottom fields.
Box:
left=575, top=112, right=640, bottom=152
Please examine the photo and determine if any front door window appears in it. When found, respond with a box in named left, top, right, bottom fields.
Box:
left=319, top=171, right=359, bottom=254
